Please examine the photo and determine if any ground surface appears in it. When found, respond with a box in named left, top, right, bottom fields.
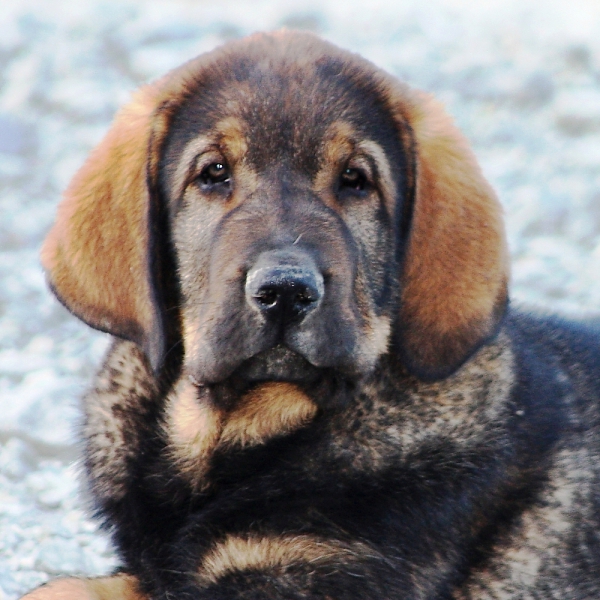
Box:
left=2, top=0, right=600, bottom=597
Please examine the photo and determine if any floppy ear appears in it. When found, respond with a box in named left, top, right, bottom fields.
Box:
left=41, top=84, right=171, bottom=371
left=395, top=91, right=509, bottom=381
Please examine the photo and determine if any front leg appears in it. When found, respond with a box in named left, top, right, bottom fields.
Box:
left=20, top=574, right=146, bottom=600
left=164, top=533, right=397, bottom=600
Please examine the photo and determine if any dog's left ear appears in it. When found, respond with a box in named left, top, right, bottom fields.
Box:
left=41, top=83, right=172, bottom=372
left=394, top=91, right=509, bottom=381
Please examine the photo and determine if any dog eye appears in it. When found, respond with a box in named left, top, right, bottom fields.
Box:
left=197, top=162, right=231, bottom=189
left=339, top=167, right=367, bottom=194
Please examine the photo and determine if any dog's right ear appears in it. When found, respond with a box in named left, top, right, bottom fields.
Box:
left=41, top=83, right=171, bottom=372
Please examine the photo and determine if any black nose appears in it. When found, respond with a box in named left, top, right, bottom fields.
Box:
left=245, top=250, right=324, bottom=321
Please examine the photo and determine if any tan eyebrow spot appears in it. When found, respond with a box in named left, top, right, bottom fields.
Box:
left=322, top=120, right=356, bottom=165
left=172, top=135, right=211, bottom=200
left=215, top=116, right=248, bottom=162
left=314, top=121, right=397, bottom=213
left=356, top=138, right=397, bottom=213
left=172, top=116, right=250, bottom=200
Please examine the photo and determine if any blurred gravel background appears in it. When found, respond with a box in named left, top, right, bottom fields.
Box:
left=2, top=0, right=600, bottom=596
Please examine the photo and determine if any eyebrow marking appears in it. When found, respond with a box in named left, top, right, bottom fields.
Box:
left=314, top=120, right=397, bottom=213
left=172, top=117, right=249, bottom=201
left=172, top=135, right=212, bottom=201
left=357, top=139, right=397, bottom=213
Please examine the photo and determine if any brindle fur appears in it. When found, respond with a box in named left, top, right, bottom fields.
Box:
left=26, top=32, right=600, bottom=600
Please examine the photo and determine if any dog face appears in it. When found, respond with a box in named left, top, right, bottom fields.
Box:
left=41, top=32, right=509, bottom=393
left=161, top=46, right=409, bottom=396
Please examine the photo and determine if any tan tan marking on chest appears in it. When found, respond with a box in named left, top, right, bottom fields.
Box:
left=165, top=380, right=317, bottom=489
left=219, top=382, right=318, bottom=449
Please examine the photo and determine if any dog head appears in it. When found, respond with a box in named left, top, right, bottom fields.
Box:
left=42, top=32, right=508, bottom=398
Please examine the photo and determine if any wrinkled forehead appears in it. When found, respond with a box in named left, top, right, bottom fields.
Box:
left=161, top=48, right=405, bottom=180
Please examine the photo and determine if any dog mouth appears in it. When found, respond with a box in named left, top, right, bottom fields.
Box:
left=188, top=344, right=354, bottom=410
left=234, top=344, right=322, bottom=384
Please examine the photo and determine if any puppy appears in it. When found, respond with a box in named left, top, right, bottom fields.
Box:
left=25, top=31, right=600, bottom=599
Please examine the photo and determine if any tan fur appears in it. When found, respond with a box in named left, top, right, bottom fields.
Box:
left=20, top=575, right=145, bottom=600
left=166, top=380, right=318, bottom=487
left=40, top=84, right=160, bottom=346
left=172, top=117, right=251, bottom=202
left=319, top=121, right=356, bottom=169
left=213, top=116, right=249, bottom=164
left=316, top=122, right=397, bottom=213
left=219, top=382, right=318, bottom=449
left=164, top=378, right=224, bottom=489
left=171, top=134, right=213, bottom=200
left=357, top=314, right=392, bottom=370
left=395, top=90, right=509, bottom=375
left=197, top=534, right=377, bottom=586
left=356, top=139, right=397, bottom=215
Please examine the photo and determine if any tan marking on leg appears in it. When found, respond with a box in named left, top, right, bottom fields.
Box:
left=20, top=575, right=145, bottom=600
left=219, top=382, right=318, bottom=449
left=197, top=534, right=376, bottom=585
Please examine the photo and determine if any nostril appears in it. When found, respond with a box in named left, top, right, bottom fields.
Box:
left=294, top=287, right=318, bottom=306
left=254, top=286, right=279, bottom=308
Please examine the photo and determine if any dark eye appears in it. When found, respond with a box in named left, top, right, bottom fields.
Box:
left=339, top=167, right=367, bottom=193
left=197, top=162, right=231, bottom=189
